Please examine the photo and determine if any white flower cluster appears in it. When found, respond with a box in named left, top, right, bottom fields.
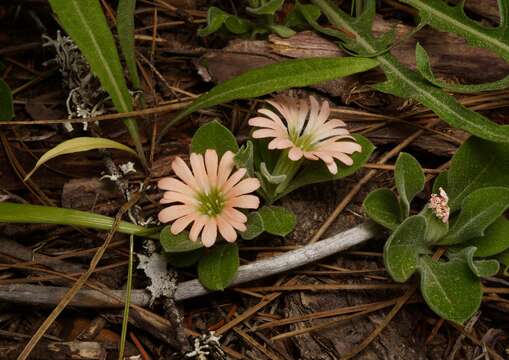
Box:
left=429, top=187, right=450, bottom=223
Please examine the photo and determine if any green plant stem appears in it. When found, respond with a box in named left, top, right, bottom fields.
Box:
left=118, top=234, right=134, bottom=360
left=272, top=150, right=303, bottom=197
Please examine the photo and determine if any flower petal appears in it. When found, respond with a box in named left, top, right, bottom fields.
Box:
left=158, top=177, right=195, bottom=194
left=161, top=191, right=198, bottom=205
left=171, top=213, right=198, bottom=234
left=228, top=194, right=260, bottom=209
left=217, top=151, right=235, bottom=188
left=288, top=147, right=304, bottom=161
left=217, top=215, right=237, bottom=243
left=252, top=128, right=283, bottom=139
left=190, top=153, right=209, bottom=193
left=268, top=138, right=293, bottom=150
left=220, top=168, right=247, bottom=194
left=172, top=157, right=200, bottom=192
left=223, top=207, right=247, bottom=223
left=201, top=218, right=218, bottom=247
left=248, top=117, right=285, bottom=130
left=189, top=215, right=208, bottom=242
left=226, top=178, right=261, bottom=198
left=158, top=205, right=195, bottom=223
left=205, top=149, right=218, bottom=188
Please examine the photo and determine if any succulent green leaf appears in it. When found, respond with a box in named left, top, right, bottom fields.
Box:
left=191, top=120, right=239, bottom=156
left=447, top=137, right=509, bottom=211
left=497, top=249, right=509, bottom=266
left=0, top=79, right=14, bottom=121
left=275, top=134, right=374, bottom=200
left=258, top=206, right=296, bottom=236
left=441, top=187, right=509, bottom=245
left=432, top=171, right=448, bottom=195
left=463, top=216, right=509, bottom=257
left=165, top=249, right=203, bottom=268
left=418, top=255, right=482, bottom=324
left=117, top=0, right=140, bottom=88
left=158, top=56, right=379, bottom=140
left=247, top=0, right=284, bottom=15
left=198, top=244, right=239, bottom=291
left=25, top=137, right=136, bottom=181
left=160, top=227, right=203, bottom=253
left=420, top=206, right=449, bottom=244
left=394, top=152, right=425, bottom=217
left=456, top=247, right=500, bottom=278
left=241, top=211, right=264, bottom=240
left=363, top=188, right=401, bottom=230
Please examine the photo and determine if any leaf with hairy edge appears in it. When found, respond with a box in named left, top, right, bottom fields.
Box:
left=191, top=120, right=239, bottom=156
left=395, top=152, right=424, bottom=217
left=416, top=43, right=509, bottom=93
left=447, top=137, right=509, bottom=212
left=48, top=0, right=146, bottom=165
left=456, top=247, right=500, bottom=278
left=464, top=217, right=509, bottom=257
left=241, top=211, right=264, bottom=240
left=0, top=202, right=157, bottom=238
left=402, top=0, right=509, bottom=62
left=418, top=255, right=482, bottom=324
left=158, top=57, right=379, bottom=140
left=198, top=7, right=250, bottom=36
left=160, top=227, right=203, bottom=253
left=25, top=137, right=136, bottom=180
left=384, top=215, right=428, bottom=283
left=247, top=0, right=285, bottom=15
left=440, top=187, right=509, bottom=245
left=117, top=0, right=140, bottom=88
left=258, top=206, right=296, bottom=236
left=420, top=206, right=449, bottom=244
left=0, top=79, right=13, bottom=121
left=274, top=134, right=374, bottom=200
left=363, top=188, right=401, bottom=230
left=198, top=244, right=239, bottom=291
left=311, top=0, right=509, bottom=144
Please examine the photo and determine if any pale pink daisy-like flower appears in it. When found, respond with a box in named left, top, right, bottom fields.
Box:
left=248, top=96, right=362, bottom=174
left=158, top=150, right=261, bottom=247
left=429, top=187, right=450, bottom=223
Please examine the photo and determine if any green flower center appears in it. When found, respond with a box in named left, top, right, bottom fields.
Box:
left=197, top=188, right=225, bottom=217
left=288, top=127, right=316, bottom=152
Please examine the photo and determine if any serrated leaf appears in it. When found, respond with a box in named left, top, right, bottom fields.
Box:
left=457, top=247, right=500, bottom=278
left=275, top=134, right=374, bottom=200
left=440, top=187, right=509, bottom=245
left=418, top=255, right=482, bottom=324
left=395, top=152, right=425, bottom=217
left=311, top=0, right=509, bottom=144
left=247, top=0, right=284, bottom=15
left=241, top=211, right=264, bottom=240
left=463, top=216, right=509, bottom=257
left=117, top=0, right=140, bottom=88
left=447, top=137, right=509, bottom=211
left=258, top=206, right=296, bottom=236
left=158, top=56, right=379, bottom=139
left=363, top=188, right=401, bottom=230
left=402, top=0, right=509, bottom=62
left=0, top=202, right=156, bottom=238
left=384, top=215, right=428, bottom=282
left=191, top=120, right=239, bottom=156
left=48, top=0, right=145, bottom=163
left=160, top=227, right=203, bottom=253
left=0, top=79, right=14, bottom=121
left=432, top=171, right=448, bottom=194
left=198, top=243, right=239, bottom=291
left=165, top=249, right=203, bottom=268
left=416, top=43, right=509, bottom=93
left=25, top=137, right=136, bottom=181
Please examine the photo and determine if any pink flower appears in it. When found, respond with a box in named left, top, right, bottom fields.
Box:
left=248, top=96, right=362, bottom=174
left=429, top=187, right=450, bottom=223
left=158, top=150, right=261, bottom=247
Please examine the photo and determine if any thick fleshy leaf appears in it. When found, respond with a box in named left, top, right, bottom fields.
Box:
left=384, top=215, right=428, bottom=283
left=165, top=249, right=203, bottom=268
left=191, top=120, right=239, bottom=156
left=25, top=137, right=136, bottom=180
left=160, top=227, right=203, bottom=253
left=117, top=0, right=140, bottom=88
left=394, top=152, right=424, bottom=217
left=463, top=217, right=509, bottom=257
left=48, top=0, right=145, bottom=163
left=440, top=187, right=509, bottom=245
left=0, top=79, right=14, bottom=121
left=241, top=211, right=264, bottom=240
left=258, top=206, right=296, bottom=236
left=0, top=202, right=156, bottom=238
left=198, top=244, right=239, bottom=291
left=457, top=247, right=500, bottom=278
left=158, top=57, right=379, bottom=139
left=275, top=134, right=375, bottom=200
left=420, top=206, right=449, bottom=244
left=447, top=137, right=509, bottom=211
left=363, top=188, right=401, bottom=230
left=418, top=255, right=482, bottom=324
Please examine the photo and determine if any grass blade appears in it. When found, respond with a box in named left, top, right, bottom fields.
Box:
left=118, top=234, right=134, bottom=360
left=117, top=0, right=140, bottom=88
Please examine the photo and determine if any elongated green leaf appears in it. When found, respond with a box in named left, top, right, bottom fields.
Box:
left=441, top=187, right=509, bottom=245
left=0, top=202, right=157, bottom=238
left=402, top=0, right=509, bottom=62
left=363, top=188, right=401, bottom=230
left=275, top=134, right=374, bottom=200
left=311, top=0, right=509, bottom=144
left=198, top=244, right=239, bottom=291
left=418, top=255, right=482, bottom=324
left=247, top=0, right=285, bottom=15
left=416, top=43, right=509, bottom=93
left=25, top=137, right=136, bottom=180
left=258, top=206, right=296, bottom=236
left=160, top=227, right=203, bottom=253
left=191, top=120, right=239, bottom=156
left=464, top=216, right=509, bottom=257
left=447, top=137, right=509, bottom=211
left=158, top=57, right=379, bottom=140
left=395, top=152, right=424, bottom=217
left=49, top=0, right=146, bottom=164
left=384, top=215, right=428, bottom=282
left=0, top=79, right=14, bottom=121
left=117, top=0, right=140, bottom=88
